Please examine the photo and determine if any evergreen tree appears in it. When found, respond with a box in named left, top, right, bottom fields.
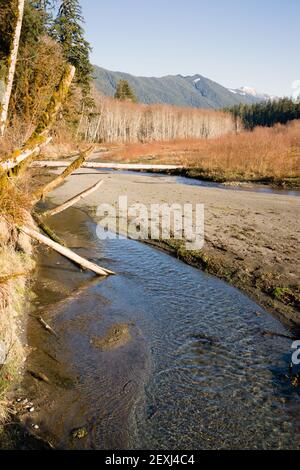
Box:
left=114, top=80, right=137, bottom=103
left=52, top=0, right=93, bottom=94
left=227, top=98, right=300, bottom=130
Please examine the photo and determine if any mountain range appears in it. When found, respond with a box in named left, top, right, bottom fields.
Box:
left=93, top=66, right=275, bottom=110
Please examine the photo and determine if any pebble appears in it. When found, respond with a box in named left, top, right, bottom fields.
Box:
left=32, top=424, right=39, bottom=430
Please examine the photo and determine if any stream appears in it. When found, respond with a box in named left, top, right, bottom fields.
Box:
left=21, top=199, right=300, bottom=450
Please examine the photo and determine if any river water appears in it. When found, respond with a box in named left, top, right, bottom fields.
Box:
left=25, top=202, right=300, bottom=450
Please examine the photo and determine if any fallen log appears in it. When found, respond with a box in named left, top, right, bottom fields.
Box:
left=33, top=145, right=95, bottom=202
left=43, top=179, right=104, bottom=218
left=0, top=64, right=75, bottom=175
left=31, top=161, right=184, bottom=171
left=32, top=212, right=85, bottom=270
left=20, top=226, right=115, bottom=277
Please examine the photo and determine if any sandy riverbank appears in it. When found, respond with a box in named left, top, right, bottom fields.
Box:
left=44, top=169, right=300, bottom=327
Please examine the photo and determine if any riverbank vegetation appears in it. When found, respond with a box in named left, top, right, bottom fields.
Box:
left=99, top=120, right=300, bottom=184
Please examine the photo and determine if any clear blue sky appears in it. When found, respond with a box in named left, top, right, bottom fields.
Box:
left=80, top=0, right=299, bottom=97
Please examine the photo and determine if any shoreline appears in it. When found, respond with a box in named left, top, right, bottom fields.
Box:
left=93, top=146, right=300, bottom=190
left=150, top=168, right=300, bottom=190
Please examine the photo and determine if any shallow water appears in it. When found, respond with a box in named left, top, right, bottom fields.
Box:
left=27, top=207, right=300, bottom=450
left=173, top=175, right=300, bottom=197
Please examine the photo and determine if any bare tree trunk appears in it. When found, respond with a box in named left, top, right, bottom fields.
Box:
left=0, top=0, right=25, bottom=137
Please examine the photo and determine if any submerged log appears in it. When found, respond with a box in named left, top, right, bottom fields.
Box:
left=32, top=145, right=95, bottom=202
left=32, top=212, right=66, bottom=246
left=20, top=226, right=115, bottom=277
left=43, top=179, right=104, bottom=218
left=28, top=370, right=50, bottom=384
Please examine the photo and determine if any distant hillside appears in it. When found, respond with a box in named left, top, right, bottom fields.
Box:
left=93, top=66, right=264, bottom=109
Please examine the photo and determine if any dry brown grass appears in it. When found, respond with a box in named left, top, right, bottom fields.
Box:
left=0, top=179, right=32, bottom=226
left=100, top=120, right=300, bottom=180
left=0, top=237, right=34, bottom=423
left=0, top=118, right=32, bottom=162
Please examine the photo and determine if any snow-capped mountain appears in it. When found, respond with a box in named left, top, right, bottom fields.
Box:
left=229, top=86, right=278, bottom=102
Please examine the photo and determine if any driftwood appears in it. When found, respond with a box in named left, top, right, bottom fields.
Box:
left=31, top=161, right=183, bottom=171
left=32, top=145, right=95, bottom=202
left=0, top=64, right=75, bottom=175
left=32, top=212, right=84, bottom=270
left=20, top=226, right=115, bottom=277
left=43, top=179, right=104, bottom=218
left=0, top=0, right=25, bottom=137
